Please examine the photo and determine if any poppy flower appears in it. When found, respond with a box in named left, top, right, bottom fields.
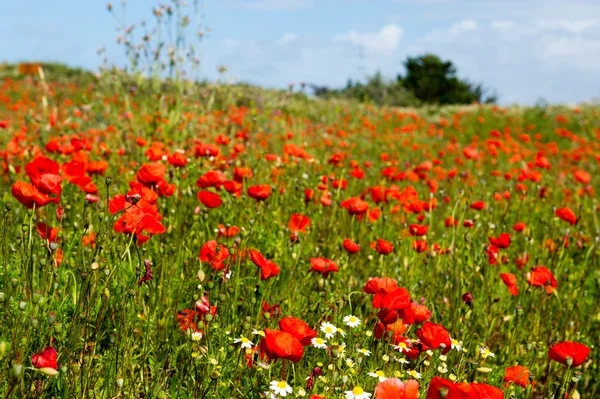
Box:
left=555, top=207, right=577, bottom=226
left=309, top=258, right=339, bottom=277
left=416, top=322, right=451, bottom=353
left=279, top=317, right=317, bottom=346
left=426, top=376, right=455, bottom=399
left=25, top=156, right=62, bottom=195
left=487, top=245, right=499, bottom=265
left=409, top=224, right=428, bottom=236
left=371, top=239, right=394, bottom=255
left=250, top=249, right=280, bottom=280
left=470, top=383, right=504, bottom=399
left=375, top=320, right=408, bottom=342
left=372, top=287, right=411, bottom=310
left=340, top=197, right=369, bottom=216
left=196, top=170, right=227, bottom=189
left=504, top=365, right=530, bottom=388
left=260, top=329, right=304, bottom=362
left=548, top=341, right=590, bottom=367
left=198, top=190, right=223, bottom=208
left=12, top=181, right=59, bottom=209
left=288, top=214, right=311, bottom=234
left=401, top=303, right=432, bottom=324
left=36, top=223, right=60, bottom=244
left=463, top=220, right=474, bottom=228
left=500, top=273, right=518, bottom=296
left=470, top=201, right=486, bottom=210
left=248, top=185, right=272, bottom=201
left=343, top=239, right=360, bottom=254
left=573, top=170, right=591, bottom=184
left=412, top=240, right=428, bottom=253
left=109, top=195, right=166, bottom=242
left=137, top=163, right=166, bottom=185
left=199, top=240, right=230, bottom=271
left=375, top=378, right=419, bottom=399
left=526, top=266, right=557, bottom=294
left=233, top=167, right=253, bottom=182
left=515, top=253, right=529, bottom=269
left=513, top=222, right=526, bottom=232
left=217, top=224, right=240, bottom=238
left=489, top=233, right=511, bottom=249
left=31, top=346, right=59, bottom=376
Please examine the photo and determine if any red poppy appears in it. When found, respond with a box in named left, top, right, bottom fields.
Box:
left=248, top=185, right=272, bottom=201
left=217, top=224, right=240, bottom=238
left=12, top=181, right=59, bottom=209
left=409, top=224, right=428, bottom=236
left=401, top=303, right=432, bottom=324
left=463, top=220, right=475, bottom=228
left=137, top=163, right=166, bottom=185
left=426, top=376, right=455, bottom=399
left=340, top=197, right=369, bottom=216
left=288, top=214, right=311, bottom=233
left=31, top=346, right=59, bottom=376
left=504, top=365, right=530, bottom=388
left=196, top=170, right=227, bottom=189
left=260, top=329, right=304, bottom=362
left=487, top=245, right=499, bottom=265
left=309, top=258, right=339, bottom=277
left=363, top=277, right=398, bottom=295
left=25, top=156, right=62, bottom=195
left=416, top=322, right=451, bottom=353
left=375, top=320, right=408, bottom=342
left=343, top=239, right=360, bottom=254
left=371, top=239, right=394, bottom=255
left=199, top=240, right=230, bottom=271
left=36, top=223, right=60, bottom=244
left=555, top=207, right=577, bottom=226
left=279, top=317, right=317, bottom=346
left=470, top=383, right=504, bottom=399
left=500, top=273, right=518, bottom=295
left=109, top=195, right=166, bottom=243
left=573, top=170, right=591, bottom=184
left=513, top=222, right=526, bottom=232
left=375, top=378, right=419, bottom=399
left=250, top=249, right=280, bottom=280
left=548, top=341, right=590, bottom=367
left=372, top=287, right=411, bottom=310
left=233, top=167, right=253, bottom=182
left=470, top=201, right=486, bottom=210
left=526, top=266, right=557, bottom=294
left=198, top=190, right=223, bottom=208
left=167, top=151, right=187, bottom=167
left=489, top=233, right=511, bottom=249
left=412, top=240, right=428, bottom=253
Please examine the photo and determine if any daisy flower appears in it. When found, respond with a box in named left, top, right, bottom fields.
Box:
left=394, top=342, right=409, bottom=353
left=451, top=338, right=463, bottom=351
left=407, top=369, right=422, bottom=379
left=479, top=346, right=495, bottom=358
left=367, top=370, right=387, bottom=382
left=320, top=322, right=337, bottom=339
left=233, top=336, right=253, bottom=349
left=337, top=327, right=347, bottom=337
left=252, top=329, right=265, bottom=337
left=345, top=386, right=372, bottom=399
left=343, top=315, right=361, bottom=328
left=346, top=358, right=355, bottom=368
left=311, top=337, right=327, bottom=348
left=270, top=380, right=293, bottom=397
left=395, top=357, right=410, bottom=365
left=191, top=331, right=203, bottom=342
left=357, top=348, right=371, bottom=356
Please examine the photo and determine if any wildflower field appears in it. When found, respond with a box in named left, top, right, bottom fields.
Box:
left=0, top=69, right=599, bottom=398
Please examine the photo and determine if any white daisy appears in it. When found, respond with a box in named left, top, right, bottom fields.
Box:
left=479, top=346, right=495, bottom=358
left=395, top=357, right=410, bottom=365
left=367, top=370, right=387, bottom=382
left=311, top=337, right=327, bottom=348
left=233, top=336, right=253, bottom=349
left=343, top=315, right=361, bottom=328
left=337, top=327, right=347, bottom=337
left=191, top=331, right=203, bottom=342
left=395, top=342, right=410, bottom=353
left=320, top=322, right=337, bottom=339
left=357, top=348, right=371, bottom=356
left=407, top=369, right=422, bottom=379
left=270, top=380, right=293, bottom=397
left=451, top=338, right=462, bottom=351
left=252, top=329, right=265, bottom=337
left=345, top=386, right=372, bottom=399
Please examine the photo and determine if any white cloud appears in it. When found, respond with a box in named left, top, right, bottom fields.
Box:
left=334, top=24, right=403, bottom=54
left=278, top=32, right=299, bottom=45
left=448, top=19, right=479, bottom=35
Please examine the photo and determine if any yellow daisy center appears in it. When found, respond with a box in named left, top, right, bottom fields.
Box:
left=277, top=381, right=287, bottom=389
left=353, top=386, right=365, bottom=395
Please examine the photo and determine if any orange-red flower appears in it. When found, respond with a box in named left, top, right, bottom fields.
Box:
left=416, top=322, right=451, bottom=353
left=248, top=185, right=272, bottom=201
left=555, top=207, right=577, bottom=226
left=343, top=238, right=360, bottom=254
left=526, top=266, right=557, bottom=294
left=548, top=341, right=590, bottom=367
left=279, top=317, right=317, bottom=346
left=340, top=197, right=369, bottom=216
left=198, top=190, right=223, bottom=208
left=375, top=378, right=419, bottom=399
left=199, top=240, right=230, bottom=271
left=500, top=272, right=518, bottom=296
left=250, top=249, right=280, bottom=280
left=260, top=329, right=304, bottom=362
left=504, top=365, right=530, bottom=388
left=309, top=258, right=339, bottom=277
left=371, top=239, right=394, bottom=255
left=31, top=346, right=59, bottom=376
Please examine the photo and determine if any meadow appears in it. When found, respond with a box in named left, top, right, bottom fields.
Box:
left=0, top=64, right=598, bottom=398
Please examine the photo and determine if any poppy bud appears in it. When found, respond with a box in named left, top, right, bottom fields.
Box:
left=19, top=301, right=27, bottom=310
left=116, top=377, right=124, bottom=388
left=33, top=290, right=43, bottom=304
left=12, top=362, right=23, bottom=378
left=462, top=292, right=473, bottom=306
left=47, top=312, right=56, bottom=325
left=105, top=177, right=112, bottom=186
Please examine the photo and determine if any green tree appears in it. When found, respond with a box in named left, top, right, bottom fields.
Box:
left=398, top=54, right=496, bottom=104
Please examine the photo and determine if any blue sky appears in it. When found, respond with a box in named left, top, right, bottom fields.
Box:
left=2, top=0, right=600, bottom=104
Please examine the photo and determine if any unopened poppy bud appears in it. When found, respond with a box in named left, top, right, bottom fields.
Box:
left=31, top=317, right=38, bottom=328
left=53, top=322, right=63, bottom=333
left=0, top=341, right=6, bottom=357
left=11, top=278, right=18, bottom=287
left=572, top=371, right=582, bottom=382
left=105, top=177, right=112, bottom=186
left=207, top=282, right=215, bottom=290
left=12, top=363, right=23, bottom=378
left=515, top=306, right=524, bottom=317
left=205, top=314, right=213, bottom=322
left=210, top=370, right=220, bottom=379
left=264, top=312, right=271, bottom=320
left=33, top=290, right=43, bottom=304
left=47, top=312, right=56, bottom=325
left=4, top=201, right=12, bottom=212
left=116, top=377, right=124, bottom=388
left=19, top=301, right=27, bottom=310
